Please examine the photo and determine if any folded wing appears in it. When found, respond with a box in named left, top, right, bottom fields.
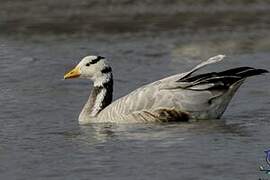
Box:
left=99, top=55, right=268, bottom=122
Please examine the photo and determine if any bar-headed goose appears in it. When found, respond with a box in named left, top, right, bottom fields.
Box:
left=64, top=55, right=268, bottom=124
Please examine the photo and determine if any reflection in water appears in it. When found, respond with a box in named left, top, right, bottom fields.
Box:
left=66, top=120, right=249, bottom=146
left=78, top=124, right=117, bottom=144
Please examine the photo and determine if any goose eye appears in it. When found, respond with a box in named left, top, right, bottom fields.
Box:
left=86, top=63, right=90, bottom=67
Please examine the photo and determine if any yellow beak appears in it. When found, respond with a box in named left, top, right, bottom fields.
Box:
left=64, top=67, right=81, bottom=79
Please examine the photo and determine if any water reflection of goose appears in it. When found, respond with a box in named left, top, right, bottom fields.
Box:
left=64, top=55, right=268, bottom=124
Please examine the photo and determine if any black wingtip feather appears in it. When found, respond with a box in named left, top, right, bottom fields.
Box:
left=258, top=69, right=269, bottom=74
left=237, top=68, right=269, bottom=78
left=177, top=66, right=268, bottom=91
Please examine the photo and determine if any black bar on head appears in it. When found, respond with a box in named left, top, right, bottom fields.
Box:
left=90, top=56, right=105, bottom=64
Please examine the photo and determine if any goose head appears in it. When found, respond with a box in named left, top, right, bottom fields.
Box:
left=64, top=55, right=112, bottom=86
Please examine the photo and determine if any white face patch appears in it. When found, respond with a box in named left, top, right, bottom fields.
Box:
left=76, top=55, right=111, bottom=83
left=76, top=55, right=113, bottom=118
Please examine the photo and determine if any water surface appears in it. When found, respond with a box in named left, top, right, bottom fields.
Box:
left=0, top=1, right=270, bottom=180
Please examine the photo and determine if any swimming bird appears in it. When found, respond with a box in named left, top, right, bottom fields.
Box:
left=64, top=55, right=268, bottom=124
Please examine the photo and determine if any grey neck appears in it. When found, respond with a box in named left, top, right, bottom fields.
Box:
left=79, top=74, right=113, bottom=121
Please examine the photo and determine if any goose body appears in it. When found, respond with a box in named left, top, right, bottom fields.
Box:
left=64, top=55, right=268, bottom=124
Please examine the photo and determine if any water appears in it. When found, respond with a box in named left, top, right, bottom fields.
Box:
left=1, top=1, right=270, bottom=180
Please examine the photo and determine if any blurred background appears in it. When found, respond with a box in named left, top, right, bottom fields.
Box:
left=1, top=1, right=270, bottom=180
left=1, top=0, right=270, bottom=35
left=1, top=0, right=270, bottom=59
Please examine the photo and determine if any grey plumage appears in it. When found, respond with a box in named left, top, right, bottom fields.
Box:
left=64, top=55, right=268, bottom=124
